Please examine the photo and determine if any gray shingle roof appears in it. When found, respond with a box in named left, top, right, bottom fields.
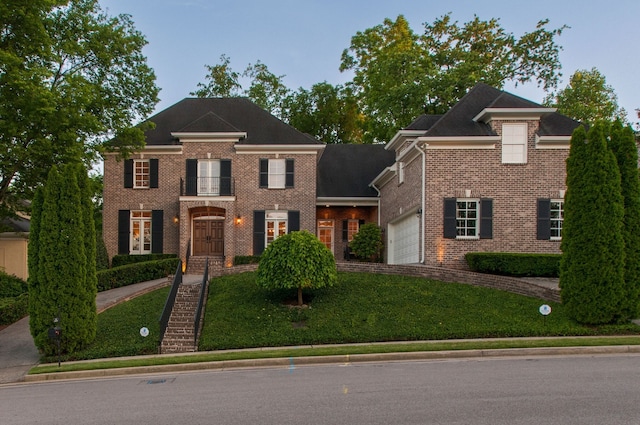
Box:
left=404, top=83, right=582, bottom=137
left=141, top=98, right=321, bottom=146
left=317, top=144, right=395, bottom=198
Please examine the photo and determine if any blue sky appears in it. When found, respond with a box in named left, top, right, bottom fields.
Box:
left=100, top=0, right=639, bottom=123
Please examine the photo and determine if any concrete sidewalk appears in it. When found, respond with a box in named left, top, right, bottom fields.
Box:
left=0, top=276, right=181, bottom=384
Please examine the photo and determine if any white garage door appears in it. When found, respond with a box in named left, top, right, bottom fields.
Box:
left=389, top=215, right=419, bottom=264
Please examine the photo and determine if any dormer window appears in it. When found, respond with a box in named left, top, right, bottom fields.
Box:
left=502, top=123, right=527, bottom=164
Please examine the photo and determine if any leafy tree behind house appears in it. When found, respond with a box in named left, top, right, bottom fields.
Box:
left=193, top=14, right=566, bottom=144
left=257, top=231, right=337, bottom=306
left=544, top=68, right=627, bottom=125
left=560, top=123, right=626, bottom=324
left=608, top=121, right=640, bottom=318
left=0, top=0, right=159, bottom=222
left=29, top=164, right=97, bottom=355
left=340, top=14, right=567, bottom=142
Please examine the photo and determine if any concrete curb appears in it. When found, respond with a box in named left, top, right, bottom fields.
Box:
left=23, top=344, right=640, bottom=383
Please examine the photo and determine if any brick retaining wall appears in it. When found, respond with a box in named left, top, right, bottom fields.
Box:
left=216, top=261, right=561, bottom=303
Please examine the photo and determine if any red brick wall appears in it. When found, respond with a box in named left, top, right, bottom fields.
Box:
left=214, top=261, right=560, bottom=303
left=103, top=143, right=320, bottom=265
left=378, top=120, right=568, bottom=269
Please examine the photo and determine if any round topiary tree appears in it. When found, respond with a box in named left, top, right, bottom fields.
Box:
left=350, top=223, right=383, bottom=262
left=257, top=230, right=337, bottom=306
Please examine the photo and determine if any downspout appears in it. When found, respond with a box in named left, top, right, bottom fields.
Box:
left=414, top=142, right=426, bottom=264
left=371, top=183, right=381, bottom=225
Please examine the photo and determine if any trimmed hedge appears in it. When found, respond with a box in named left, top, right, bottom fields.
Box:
left=111, top=253, right=178, bottom=268
left=0, top=272, right=28, bottom=325
left=96, top=258, right=180, bottom=292
left=465, top=252, right=561, bottom=277
left=0, top=272, right=27, bottom=298
left=0, top=293, right=28, bottom=325
left=234, top=255, right=261, bottom=265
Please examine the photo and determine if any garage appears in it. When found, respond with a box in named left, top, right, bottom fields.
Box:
left=388, top=214, right=419, bottom=264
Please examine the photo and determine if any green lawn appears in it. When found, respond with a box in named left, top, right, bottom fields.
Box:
left=44, top=271, right=640, bottom=364
left=42, top=287, right=169, bottom=362
left=198, top=272, right=640, bottom=350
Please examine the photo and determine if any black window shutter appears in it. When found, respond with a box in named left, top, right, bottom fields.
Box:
left=288, top=210, right=300, bottom=232
left=259, top=159, right=268, bottom=188
left=537, top=198, right=551, bottom=240
left=118, top=210, right=130, bottom=254
left=124, top=159, right=133, bottom=188
left=285, top=159, right=294, bottom=188
left=443, top=198, right=457, bottom=239
left=151, top=210, right=163, bottom=253
left=220, top=159, right=232, bottom=195
left=358, top=219, right=365, bottom=227
left=479, top=198, right=493, bottom=239
left=253, top=210, right=266, bottom=255
left=342, top=220, right=348, bottom=241
left=185, top=159, right=197, bottom=196
left=149, top=159, right=159, bottom=188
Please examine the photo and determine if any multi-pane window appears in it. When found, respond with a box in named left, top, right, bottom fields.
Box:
left=317, top=220, right=334, bottom=252
left=134, top=159, right=150, bottom=188
left=456, top=200, right=479, bottom=238
left=502, top=123, right=527, bottom=164
left=130, top=211, right=152, bottom=254
left=266, top=211, right=288, bottom=246
left=550, top=200, right=564, bottom=240
left=268, top=159, right=286, bottom=189
left=197, top=159, right=221, bottom=195
left=347, top=219, right=360, bottom=242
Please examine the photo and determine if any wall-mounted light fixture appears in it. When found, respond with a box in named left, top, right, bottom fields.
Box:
left=235, top=215, right=242, bottom=225
left=172, top=215, right=179, bottom=224
left=416, top=208, right=422, bottom=219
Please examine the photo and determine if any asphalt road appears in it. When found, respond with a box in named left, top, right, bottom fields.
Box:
left=2, top=354, right=640, bottom=424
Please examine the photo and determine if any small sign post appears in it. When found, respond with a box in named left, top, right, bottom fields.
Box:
left=539, top=304, right=551, bottom=326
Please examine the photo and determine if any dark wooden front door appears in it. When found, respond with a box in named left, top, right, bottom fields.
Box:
left=193, top=219, right=224, bottom=256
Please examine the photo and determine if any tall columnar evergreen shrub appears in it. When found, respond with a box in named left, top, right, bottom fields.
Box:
left=27, top=187, right=43, bottom=326
left=560, top=123, right=626, bottom=324
left=608, top=121, right=640, bottom=319
left=257, top=230, right=337, bottom=306
left=29, top=164, right=97, bottom=355
left=75, top=163, right=98, bottom=342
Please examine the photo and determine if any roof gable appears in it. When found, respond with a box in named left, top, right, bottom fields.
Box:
left=141, top=98, right=321, bottom=146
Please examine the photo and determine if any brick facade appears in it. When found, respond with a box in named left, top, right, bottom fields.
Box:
left=377, top=118, right=569, bottom=269
left=103, top=146, right=320, bottom=267
left=104, top=86, right=578, bottom=272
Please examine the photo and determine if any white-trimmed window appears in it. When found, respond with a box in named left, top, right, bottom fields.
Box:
left=130, top=211, right=152, bottom=254
left=550, top=200, right=564, bottom=240
left=268, top=159, right=286, bottom=189
left=347, top=219, right=360, bottom=242
left=317, top=220, right=334, bottom=252
left=259, top=158, right=293, bottom=189
left=134, top=159, right=150, bottom=188
left=266, top=211, right=288, bottom=246
left=198, top=159, right=221, bottom=196
left=456, top=199, right=479, bottom=239
left=502, top=123, right=527, bottom=164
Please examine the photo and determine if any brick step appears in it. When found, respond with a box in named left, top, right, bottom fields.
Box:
left=160, top=278, right=209, bottom=354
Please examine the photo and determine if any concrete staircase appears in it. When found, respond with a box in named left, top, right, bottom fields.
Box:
left=160, top=276, right=206, bottom=354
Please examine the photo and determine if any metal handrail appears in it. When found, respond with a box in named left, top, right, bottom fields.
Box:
left=159, top=260, right=182, bottom=345
left=185, top=239, right=191, bottom=275
left=193, top=258, right=209, bottom=345
left=180, top=177, right=234, bottom=196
